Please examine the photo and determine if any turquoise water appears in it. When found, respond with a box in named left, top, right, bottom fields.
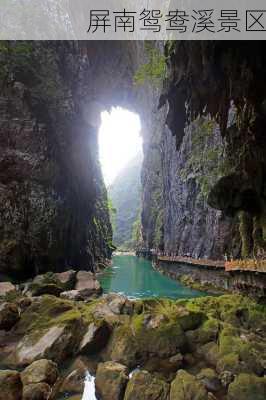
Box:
left=99, top=255, right=207, bottom=299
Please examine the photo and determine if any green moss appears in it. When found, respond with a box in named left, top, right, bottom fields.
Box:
left=217, top=352, right=240, bottom=374
left=14, top=295, right=97, bottom=338
left=179, top=117, right=233, bottom=199
left=134, top=42, right=166, bottom=87
left=228, top=373, right=266, bottom=400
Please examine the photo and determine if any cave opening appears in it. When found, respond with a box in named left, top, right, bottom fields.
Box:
left=98, top=106, right=143, bottom=251
left=98, top=106, right=142, bottom=186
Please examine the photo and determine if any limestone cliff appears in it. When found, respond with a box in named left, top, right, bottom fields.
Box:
left=0, top=42, right=115, bottom=279
left=141, top=41, right=266, bottom=260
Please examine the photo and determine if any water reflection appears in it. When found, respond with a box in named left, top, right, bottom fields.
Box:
left=99, top=255, right=207, bottom=299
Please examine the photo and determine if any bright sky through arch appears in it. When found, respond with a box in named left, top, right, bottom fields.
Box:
left=98, top=107, right=142, bottom=186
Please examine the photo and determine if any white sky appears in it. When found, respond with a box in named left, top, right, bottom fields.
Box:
left=98, top=107, right=142, bottom=186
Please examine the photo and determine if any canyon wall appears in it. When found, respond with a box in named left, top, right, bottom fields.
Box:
left=141, top=41, right=266, bottom=261
left=0, top=41, right=155, bottom=279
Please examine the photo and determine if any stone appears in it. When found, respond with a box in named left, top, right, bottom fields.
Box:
left=197, top=369, right=222, bottom=393
left=0, top=370, right=22, bottom=400
left=79, top=321, right=111, bottom=354
left=0, top=302, right=20, bottom=330
left=58, top=356, right=96, bottom=395
left=59, top=368, right=86, bottom=395
left=0, top=282, right=16, bottom=298
left=26, top=273, right=63, bottom=297
left=227, top=373, right=266, bottom=400
left=95, top=361, right=129, bottom=400
left=124, top=370, right=169, bottom=400
left=22, top=383, right=51, bottom=400
left=104, top=293, right=134, bottom=315
left=219, top=370, right=234, bottom=387
left=75, top=271, right=102, bottom=295
left=54, top=270, right=76, bottom=289
left=60, top=289, right=98, bottom=301
left=21, top=359, right=58, bottom=386
left=170, top=370, right=208, bottom=400
left=15, top=323, right=78, bottom=367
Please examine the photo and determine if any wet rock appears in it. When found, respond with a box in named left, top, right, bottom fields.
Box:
left=227, top=373, right=266, bottom=400
left=58, top=356, right=96, bottom=396
left=95, top=361, right=129, bottom=400
left=79, top=321, right=111, bottom=354
left=0, top=302, right=20, bottom=330
left=0, top=370, right=22, bottom=400
left=170, top=370, right=208, bottom=400
left=197, top=369, right=222, bottom=393
left=59, top=368, right=86, bottom=395
left=21, top=359, right=58, bottom=386
left=0, top=282, right=16, bottom=298
left=22, top=382, right=51, bottom=400
left=124, top=370, right=169, bottom=400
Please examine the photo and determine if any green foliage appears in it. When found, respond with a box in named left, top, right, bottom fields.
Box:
left=108, top=155, right=142, bottom=250
left=134, top=42, right=166, bottom=87
left=131, top=213, right=142, bottom=249
left=0, top=41, right=34, bottom=82
left=180, top=118, right=232, bottom=199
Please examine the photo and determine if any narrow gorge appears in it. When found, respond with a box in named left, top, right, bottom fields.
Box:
left=0, top=40, right=266, bottom=400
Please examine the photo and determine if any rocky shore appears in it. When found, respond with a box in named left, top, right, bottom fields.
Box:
left=0, top=270, right=266, bottom=400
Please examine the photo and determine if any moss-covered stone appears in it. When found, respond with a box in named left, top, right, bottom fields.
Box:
left=170, top=370, right=208, bottom=400
left=0, top=370, right=22, bottom=400
left=227, top=373, right=266, bottom=400
left=95, top=361, right=128, bottom=400
left=124, top=370, right=169, bottom=400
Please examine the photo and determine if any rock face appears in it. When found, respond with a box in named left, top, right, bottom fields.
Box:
left=0, top=42, right=115, bottom=279
left=158, top=42, right=266, bottom=259
left=141, top=115, right=237, bottom=258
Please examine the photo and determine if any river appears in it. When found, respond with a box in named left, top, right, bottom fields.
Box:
left=99, top=255, right=207, bottom=299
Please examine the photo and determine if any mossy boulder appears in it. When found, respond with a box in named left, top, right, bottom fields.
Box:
left=7, top=295, right=98, bottom=367
left=21, top=359, right=58, bottom=386
left=197, top=368, right=222, bottom=393
left=227, top=373, right=266, bottom=400
left=22, top=382, right=51, bottom=400
left=170, top=370, right=208, bottom=400
left=95, top=361, right=128, bottom=400
left=26, top=272, right=66, bottom=297
left=0, top=370, right=22, bottom=400
left=124, top=370, right=169, bottom=400
left=0, top=302, right=20, bottom=330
